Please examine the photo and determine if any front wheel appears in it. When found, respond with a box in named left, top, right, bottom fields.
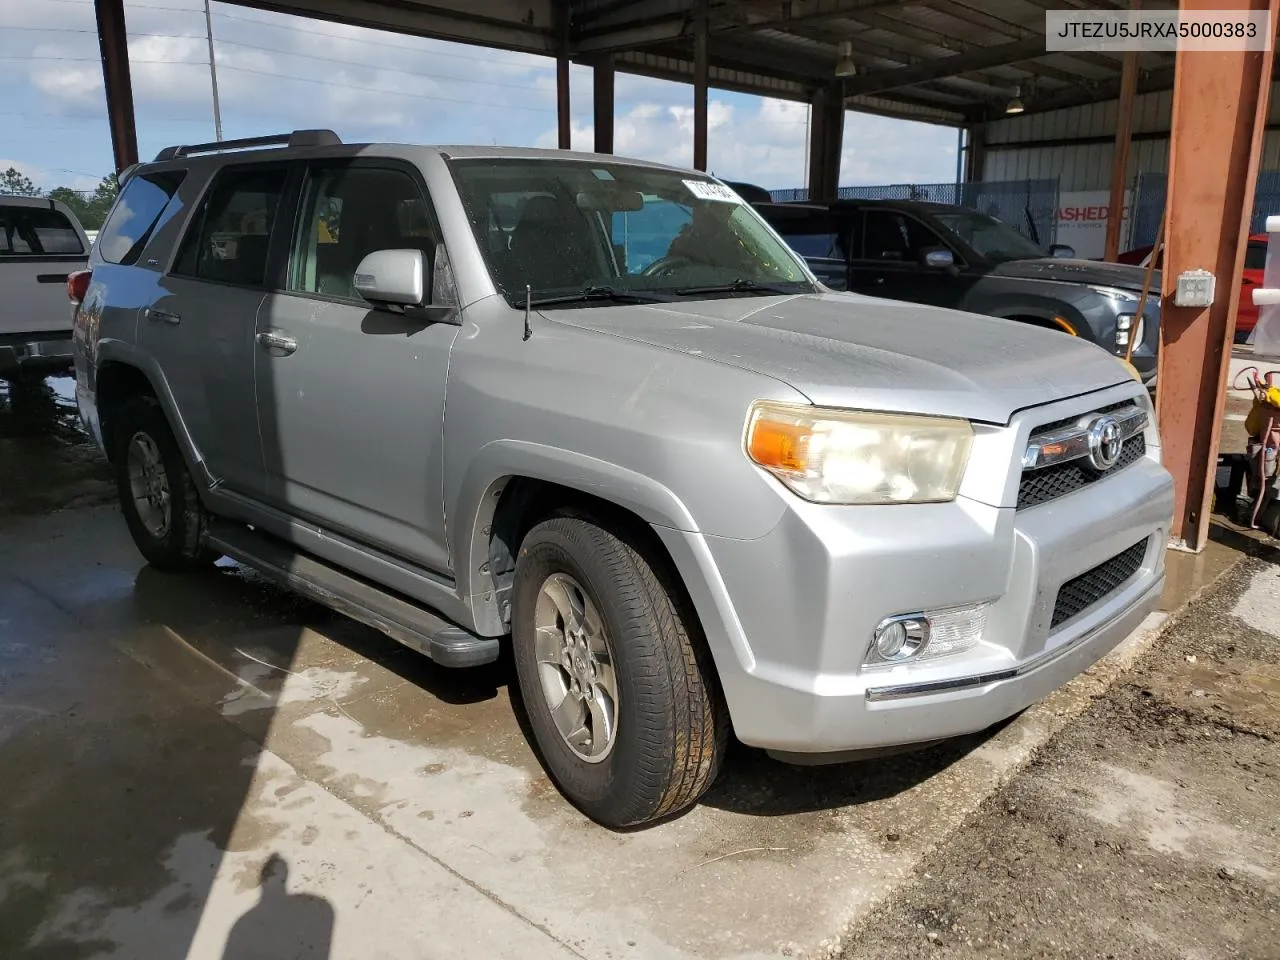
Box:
left=511, top=515, right=728, bottom=828
left=111, top=397, right=215, bottom=571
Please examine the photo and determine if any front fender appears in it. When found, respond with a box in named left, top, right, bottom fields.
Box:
left=450, top=439, right=701, bottom=635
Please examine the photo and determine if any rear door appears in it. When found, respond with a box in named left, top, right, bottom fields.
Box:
left=143, top=163, right=291, bottom=495
left=0, top=201, right=89, bottom=338
left=253, top=158, right=457, bottom=575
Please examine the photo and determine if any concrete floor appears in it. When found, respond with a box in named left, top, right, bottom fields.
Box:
left=0, top=376, right=1257, bottom=959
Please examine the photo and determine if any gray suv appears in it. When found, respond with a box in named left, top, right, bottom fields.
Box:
left=74, top=130, right=1174, bottom=827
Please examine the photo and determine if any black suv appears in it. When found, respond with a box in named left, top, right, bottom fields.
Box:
left=756, top=198, right=1159, bottom=382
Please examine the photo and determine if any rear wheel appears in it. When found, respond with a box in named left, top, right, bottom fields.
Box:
left=511, top=515, right=728, bottom=827
left=111, top=397, right=215, bottom=571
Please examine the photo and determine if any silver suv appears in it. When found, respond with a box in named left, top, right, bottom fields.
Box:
left=74, top=130, right=1174, bottom=827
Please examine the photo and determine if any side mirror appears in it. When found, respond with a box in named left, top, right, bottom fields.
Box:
left=1049, top=244, right=1076, bottom=258
left=922, top=247, right=955, bottom=269
left=354, top=249, right=429, bottom=308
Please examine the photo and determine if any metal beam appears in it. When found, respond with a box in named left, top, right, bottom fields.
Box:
left=808, top=81, right=845, bottom=200
left=841, top=37, right=1045, bottom=97
left=963, top=122, right=986, bottom=181
left=713, top=0, right=913, bottom=35
left=226, top=0, right=555, bottom=54
left=1157, top=0, right=1278, bottom=552
left=94, top=0, right=138, bottom=172
left=693, top=2, right=708, bottom=171
left=574, top=14, right=693, bottom=54
left=593, top=56, right=615, bottom=154
left=988, top=65, right=1175, bottom=120
left=557, top=0, right=570, bottom=149
left=1104, top=42, right=1140, bottom=261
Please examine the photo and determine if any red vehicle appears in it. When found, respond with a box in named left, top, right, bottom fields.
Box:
left=1118, top=233, right=1267, bottom=342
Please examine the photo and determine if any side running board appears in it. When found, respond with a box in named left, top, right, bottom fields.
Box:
left=204, top=522, right=500, bottom=669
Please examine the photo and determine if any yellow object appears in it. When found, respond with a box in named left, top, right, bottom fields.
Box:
left=1050, top=316, right=1078, bottom=336
left=1119, top=359, right=1142, bottom=382
left=1245, top=384, right=1280, bottom=438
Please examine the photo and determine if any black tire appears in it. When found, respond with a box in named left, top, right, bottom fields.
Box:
left=111, top=396, right=215, bottom=571
left=511, top=515, right=728, bottom=827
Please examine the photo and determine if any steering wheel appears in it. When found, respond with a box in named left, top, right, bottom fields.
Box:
left=641, top=255, right=692, bottom=279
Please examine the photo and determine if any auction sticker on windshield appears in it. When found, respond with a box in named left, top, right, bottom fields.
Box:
left=684, top=180, right=741, bottom=203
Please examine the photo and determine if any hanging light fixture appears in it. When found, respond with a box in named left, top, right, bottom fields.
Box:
left=834, top=40, right=857, bottom=78
left=1005, top=83, right=1026, bottom=115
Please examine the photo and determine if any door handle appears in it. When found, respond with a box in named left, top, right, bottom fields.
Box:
left=146, top=308, right=181, bottom=325
left=256, top=331, right=298, bottom=355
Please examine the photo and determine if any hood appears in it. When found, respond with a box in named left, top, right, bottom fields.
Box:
left=541, top=292, right=1132, bottom=424
left=986, top=257, right=1158, bottom=292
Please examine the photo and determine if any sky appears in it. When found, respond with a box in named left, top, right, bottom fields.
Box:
left=1, top=0, right=961, bottom=194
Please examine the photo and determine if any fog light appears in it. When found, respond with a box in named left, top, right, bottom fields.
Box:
left=1116, top=313, right=1136, bottom=348
left=871, top=615, right=930, bottom=663
left=865, top=602, right=991, bottom=668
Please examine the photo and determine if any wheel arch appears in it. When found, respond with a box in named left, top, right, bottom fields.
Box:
left=93, top=344, right=211, bottom=486
left=451, top=441, right=701, bottom=638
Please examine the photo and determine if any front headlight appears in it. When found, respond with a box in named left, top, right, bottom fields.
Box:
left=1089, top=284, right=1140, bottom=303
left=745, top=401, right=973, bottom=504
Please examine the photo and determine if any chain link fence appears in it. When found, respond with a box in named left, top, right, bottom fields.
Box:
left=1129, top=171, right=1280, bottom=250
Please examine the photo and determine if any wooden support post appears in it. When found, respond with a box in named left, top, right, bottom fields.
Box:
left=1157, top=0, right=1278, bottom=551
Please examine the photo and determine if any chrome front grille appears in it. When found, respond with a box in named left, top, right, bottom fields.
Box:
left=1019, top=435, right=1146, bottom=508
left=1017, top=400, right=1149, bottom=510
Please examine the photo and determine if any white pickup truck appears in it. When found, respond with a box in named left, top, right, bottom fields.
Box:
left=1, top=195, right=90, bottom=382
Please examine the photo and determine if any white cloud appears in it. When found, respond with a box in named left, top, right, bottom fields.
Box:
left=5, top=0, right=958, bottom=192
left=0, top=159, right=98, bottom=192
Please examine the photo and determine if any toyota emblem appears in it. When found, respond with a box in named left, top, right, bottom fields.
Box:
left=1086, top=415, right=1123, bottom=471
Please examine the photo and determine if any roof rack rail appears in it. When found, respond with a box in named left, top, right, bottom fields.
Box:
left=153, top=129, right=341, bottom=162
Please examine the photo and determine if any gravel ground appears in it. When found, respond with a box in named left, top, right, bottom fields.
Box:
left=840, top=559, right=1280, bottom=960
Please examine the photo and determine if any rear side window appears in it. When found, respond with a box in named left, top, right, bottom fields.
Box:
left=174, top=166, right=287, bottom=287
left=98, top=171, right=186, bottom=265
left=0, top=205, right=84, bottom=257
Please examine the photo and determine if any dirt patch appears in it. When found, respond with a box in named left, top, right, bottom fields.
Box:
left=841, top=560, right=1280, bottom=960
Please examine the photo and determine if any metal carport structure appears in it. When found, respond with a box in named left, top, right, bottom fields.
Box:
left=89, top=0, right=1279, bottom=552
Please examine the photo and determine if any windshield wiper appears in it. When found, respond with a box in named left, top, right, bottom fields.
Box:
left=673, top=279, right=804, bottom=296
left=528, top=285, right=674, bottom=308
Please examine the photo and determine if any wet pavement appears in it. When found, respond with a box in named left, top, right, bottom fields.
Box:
left=0, top=375, right=1263, bottom=959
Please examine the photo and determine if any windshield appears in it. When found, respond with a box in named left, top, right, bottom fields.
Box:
left=932, top=210, right=1046, bottom=262
left=447, top=158, right=814, bottom=306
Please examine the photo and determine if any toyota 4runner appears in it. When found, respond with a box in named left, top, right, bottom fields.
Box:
left=74, top=130, right=1175, bottom=827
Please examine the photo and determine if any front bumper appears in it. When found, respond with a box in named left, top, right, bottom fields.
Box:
left=0, top=334, right=74, bottom=377
left=658, top=389, right=1173, bottom=757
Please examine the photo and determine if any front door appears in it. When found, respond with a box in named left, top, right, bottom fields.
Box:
left=254, top=160, right=457, bottom=575
left=849, top=208, right=961, bottom=309
left=142, top=163, right=290, bottom=495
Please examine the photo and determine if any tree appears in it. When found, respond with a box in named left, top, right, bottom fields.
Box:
left=0, top=167, right=41, bottom=197
left=48, top=173, right=119, bottom=230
